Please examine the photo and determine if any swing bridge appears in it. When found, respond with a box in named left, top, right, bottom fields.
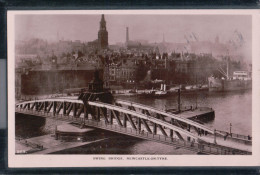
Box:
left=15, top=70, right=252, bottom=155
left=15, top=96, right=251, bottom=155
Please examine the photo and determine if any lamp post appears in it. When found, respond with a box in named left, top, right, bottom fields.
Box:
left=214, top=129, right=217, bottom=144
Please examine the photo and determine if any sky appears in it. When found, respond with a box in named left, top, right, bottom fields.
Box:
left=15, top=14, right=252, bottom=45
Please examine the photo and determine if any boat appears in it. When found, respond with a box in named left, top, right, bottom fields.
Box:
left=208, top=57, right=252, bottom=92
left=154, top=90, right=168, bottom=97
left=208, top=71, right=252, bottom=92
left=140, top=84, right=168, bottom=98
left=139, top=89, right=168, bottom=98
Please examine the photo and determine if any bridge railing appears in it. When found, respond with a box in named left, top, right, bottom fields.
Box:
left=115, top=100, right=214, bottom=134
left=82, top=118, right=250, bottom=155
left=216, top=129, right=252, bottom=141
left=16, top=108, right=251, bottom=155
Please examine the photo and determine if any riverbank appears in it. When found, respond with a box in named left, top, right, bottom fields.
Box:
left=15, top=123, right=198, bottom=155
left=15, top=134, right=108, bottom=154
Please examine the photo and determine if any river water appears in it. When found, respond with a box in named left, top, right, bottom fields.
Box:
left=15, top=90, right=252, bottom=154
left=119, top=90, right=252, bottom=135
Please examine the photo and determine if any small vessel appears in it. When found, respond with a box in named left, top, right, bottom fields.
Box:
left=154, top=89, right=168, bottom=97
left=140, top=84, right=168, bottom=98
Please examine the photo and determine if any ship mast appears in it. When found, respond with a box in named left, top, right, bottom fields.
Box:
left=227, top=57, right=229, bottom=79
left=196, top=72, right=198, bottom=109
left=226, top=50, right=229, bottom=79
left=218, top=52, right=230, bottom=79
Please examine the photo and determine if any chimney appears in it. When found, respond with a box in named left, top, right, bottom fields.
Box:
left=126, top=27, right=129, bottom=45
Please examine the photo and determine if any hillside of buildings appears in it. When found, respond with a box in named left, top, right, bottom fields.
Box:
left=15, top=37, right=251, bottom=89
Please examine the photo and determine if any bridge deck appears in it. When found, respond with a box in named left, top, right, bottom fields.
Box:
left=16, top=97, right=216, bottom=134
left=15, top=109, right=251, bottom=155
left=174, top=108, right=214, bottom=120
left=199, top=134, right=251, bottom=152
left=88, top=101, right=207, bottom=140
left=115, top=100, right=216, bottom=134
left=16, top=99, right=212, bottom=141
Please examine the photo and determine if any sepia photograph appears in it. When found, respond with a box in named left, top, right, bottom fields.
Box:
left=7, top=10, right=260, bottom=167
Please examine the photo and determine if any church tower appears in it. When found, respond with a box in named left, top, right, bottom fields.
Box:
left=98, top=14, right=108, bottom=49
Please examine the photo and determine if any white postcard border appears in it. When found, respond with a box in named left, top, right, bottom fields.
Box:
left=8, top=9, right=260, bottom=167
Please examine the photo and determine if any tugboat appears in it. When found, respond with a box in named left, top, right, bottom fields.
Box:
left=154, top=90, right=168, bottom=97
left=140, top=84, right=168, bottom=98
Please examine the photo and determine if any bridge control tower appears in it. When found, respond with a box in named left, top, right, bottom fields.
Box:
left=78, top=70, right=114, bottom=104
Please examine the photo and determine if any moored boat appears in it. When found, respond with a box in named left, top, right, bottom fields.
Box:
left=208, top=71, right=252, bottom=92
left=140, top=83, right=168, bottom=98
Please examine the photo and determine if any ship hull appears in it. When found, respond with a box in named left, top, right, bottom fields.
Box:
left=140, top=90, right=168, bottom=98
left=208, top=77, right=252, bottom=92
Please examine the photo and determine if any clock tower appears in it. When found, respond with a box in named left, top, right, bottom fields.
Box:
left=98, top=14, right=108, bottom=49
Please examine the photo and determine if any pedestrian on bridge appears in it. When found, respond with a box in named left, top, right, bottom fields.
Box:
left=248, top=135, right=251, bottom=140
left=224, top=133, right=228, bottom=140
